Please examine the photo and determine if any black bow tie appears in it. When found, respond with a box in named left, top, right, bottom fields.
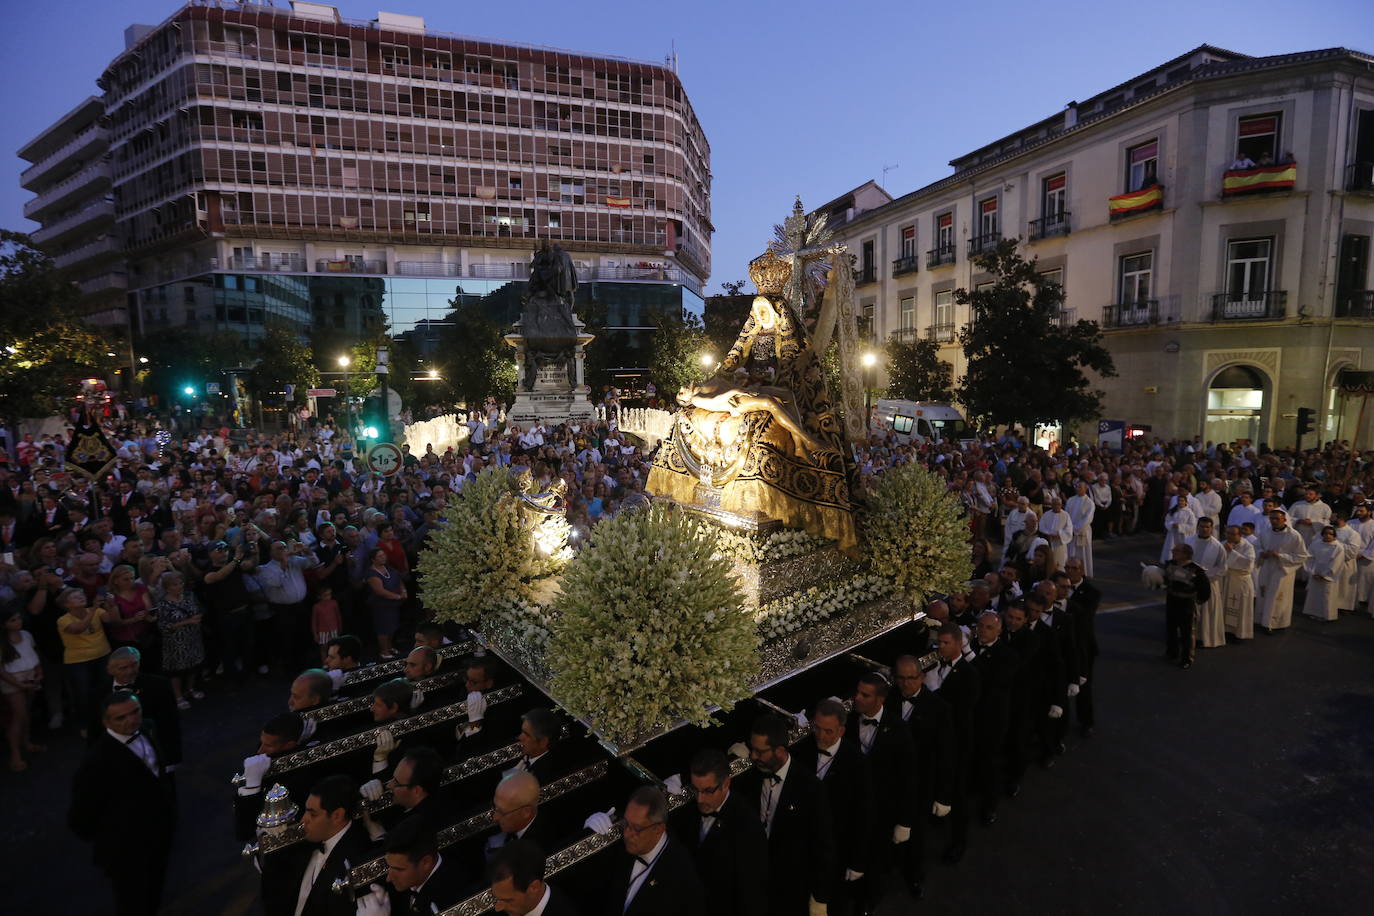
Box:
left=701, top=810, right=718, bottom=819
left=816, top=748, right=832, bottom=758
left=763, top=772, right=781, bottom=784
left=939, top=659, right=952, bottom=669
left=903, top=696, right=917, bottom=705
left=861, top=717, right=879, bottom=727
left=634, top=856, right=650, bottom=868
left=307, top=841, right=326, bottom=855
left=123, top=730, right=142, bottom=744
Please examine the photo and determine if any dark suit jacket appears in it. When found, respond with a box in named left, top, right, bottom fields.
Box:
left=1028, top=618, right=1067, bottom=712
left=670, top=789, right=768, bottom=916
left=404, top=852, right=470, bottom=914
left=68, top=724, right=176, bottom=867
left=791, top=737, right=874, bottom=876
left=484, top=813, right=558, bottom=866
left=734, top=762, right=836, bottom=914
left=1068, top=578, right=1102, bottom=665
left=89, top=673, right=183, bottom=766
left=931, top=659, right=981, bottom=764
left=261, top=821, right=375, bottom=916
left=541, top=886, right=582, bottom=915
left=1044, top=605, right=1081, bottom=685
left=968, top=638, right=1021, bottom=755
left=604, top=836, right=706, bottom=916
left=886, top=688, right=954, bottom=807
left=843, top=707, right=917, bottom=833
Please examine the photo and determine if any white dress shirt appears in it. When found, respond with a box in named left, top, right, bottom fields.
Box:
left=856, top=706, right=884, bottom=755
left=759, top=756, right=792, bottom=836
left=625, top=831, right=668, bottom=910
left=108, top=727, right=158, bottom=776
left=527, top=885, right=553, bottom=916
left=295, top=823, right=352, bottom=916
left=815, top=739, right=841, bottom=780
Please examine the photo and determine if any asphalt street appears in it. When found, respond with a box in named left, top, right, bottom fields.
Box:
left=3, top=532, right=1372, bottom=916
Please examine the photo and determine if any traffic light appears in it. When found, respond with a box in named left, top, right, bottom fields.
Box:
left=1296, top=407, right=1315, bottom=441
left=359, top=392, right=387, bottom=443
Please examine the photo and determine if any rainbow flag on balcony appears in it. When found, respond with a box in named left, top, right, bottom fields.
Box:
left=605, top=196, right=632, bottom=207
left=1222, top=163, right=1297, bottom=196
left=1108, top=184, right=1164, bottom=216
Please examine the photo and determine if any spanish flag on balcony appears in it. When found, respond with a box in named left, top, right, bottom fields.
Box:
left=1108, top=184, right=1164, bottom=217
left=1222, top=163, right=1297, bottom=196
left=605, top=196, right=631, bottom=207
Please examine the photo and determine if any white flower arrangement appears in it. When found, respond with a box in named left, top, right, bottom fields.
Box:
left=755, top=573, right=893, bottom=642
left=716, top=527, right=833, bottom=565
left=862, top=463, right=973, bottom=601
left=547, top=503, right=758, bottom=747
left=416, top=467, right=572, bottom=626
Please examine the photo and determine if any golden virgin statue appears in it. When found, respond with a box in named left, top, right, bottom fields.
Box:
left=647, top=250, right=857, bottom=552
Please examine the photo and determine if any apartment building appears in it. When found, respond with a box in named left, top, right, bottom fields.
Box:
left=17, top=98, right=125, bottom=326
left=19, top=0, right=711, bottom=381
left=818, top=45, right=1374, bottom=449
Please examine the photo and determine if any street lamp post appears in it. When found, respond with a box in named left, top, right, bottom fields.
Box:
left=338, top=355, right=352, bottom=442
left=861, top=351, right=878, bottom=438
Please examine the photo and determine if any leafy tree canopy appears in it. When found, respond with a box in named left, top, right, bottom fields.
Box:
left=648, top=310, right=708, bottom=400
left=884, top=336, right=954, bottom=403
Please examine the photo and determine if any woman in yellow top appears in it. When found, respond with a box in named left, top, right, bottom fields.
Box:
left=55, top=588, right=113, bottom=739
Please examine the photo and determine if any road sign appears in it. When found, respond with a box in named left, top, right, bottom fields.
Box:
left=366, top=442, right=403, bottom=476
left=307, top=388, right=337, bottom=398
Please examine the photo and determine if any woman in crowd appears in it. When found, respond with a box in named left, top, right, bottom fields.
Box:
left=56, top=587, right=112, bottom=738
left=105, top=564, right=155, bottom=656
left=364, top=547, right=407, bottom=660
left=2, top=608, right=44, bottom=771
left=155, top=571, right=206, bottom=708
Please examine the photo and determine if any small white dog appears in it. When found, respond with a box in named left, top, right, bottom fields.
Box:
left=1140, top=563, right=1165, bottom=589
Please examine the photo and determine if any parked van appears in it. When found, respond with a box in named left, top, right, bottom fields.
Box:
left=872, top=399, right=975, bottom=445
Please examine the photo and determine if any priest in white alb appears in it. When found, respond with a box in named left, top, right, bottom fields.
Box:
left=1065, top=481, right=1096, bottom=577
left=1188, top=517, right=1227, bottom=648
left=1288, top=486, right=1332, bottom=546
left=1160, top=492, right=1198, bottom=564
left=1301, top=526, right=1346, bottom=622
left=1039, top=497, right=1073, bottom=571
left=1219, top=525, right=1256, bottom=639
left=1255, top=508, right=1310, bottom=632
left=1332, top=513, right=1361, bottom=613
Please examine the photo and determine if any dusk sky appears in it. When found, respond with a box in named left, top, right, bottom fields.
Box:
left=2, top=0, right=1364, bottom=293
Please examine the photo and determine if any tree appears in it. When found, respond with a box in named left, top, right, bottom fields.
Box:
left=140, top=328, right=250, bottom=404
left=250, top=324, right=318, bottom=408
left=648, top=310, right=708, bottom=398
left=0, top=230, right=115, bottom=421
left=434, top=296, right=515, bottom=409
left=956, top=240, right=1115, bottom=432
left=718, top=280, right=748, bottom=295
left=884, top=336, right=953, bottom=402
left=702, top=292, right=751, bottom=361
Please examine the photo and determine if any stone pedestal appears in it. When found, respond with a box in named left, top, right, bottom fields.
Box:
left=505, top=319, right=596, bottom=425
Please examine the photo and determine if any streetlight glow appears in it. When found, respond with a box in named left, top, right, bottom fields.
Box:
left=700, top=353, right=715, bottom=368
left=338, top=355, right=351, bottom=367
left=183, top=386, right=195, bottom=396
left=138, top=356, right=149, bottom=364
left=862, top=351, right=878, bottom=367
left=427, top=368, right=439, bottom=379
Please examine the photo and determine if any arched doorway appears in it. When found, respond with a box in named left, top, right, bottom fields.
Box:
left=1206, top=364, right=1269, bottom=447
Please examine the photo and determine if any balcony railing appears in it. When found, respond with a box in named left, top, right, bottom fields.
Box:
left=1337, top=291, right=1374, bottom=318
left=22, top=162, right=110, bottom=220
left=395, top=261, right=462, bottom=277
left=1027, top=212, right=1071, bottom=241
left=1054, top=308, right=1077, bottom=327
left=1109, top=184, right=1164, bottom=220
left=967, top=232, right=1002, bottom=257
left=1102, top=300, right=1161, bottom=328
left=30, top=199, right=114, bottom=246
left=1210, top=290, right=1286, bottom=321
left=19, top=125, right=109, bottom=189
left=1221, top=161, right=1297, bottom=197
left=315, top=259, right=387, bottom=274
left=854, top=266, right=878, bottom=285
left=1348, top=162, right=1374, bottom=193
left=892, top=255, right=919, bottom=277
left=889, top=327, right=921, bottom=343
left=926, top=246, right=956, bottom=269
left=53, top=236, right=121, bottom=271
left=925, top=323, right=956, bottom=343
left=226, top=254, right=306, bottom=272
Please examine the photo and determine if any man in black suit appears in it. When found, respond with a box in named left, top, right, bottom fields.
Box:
left=604, top=785, right=705, bottom=916
left=360, top=746, right=451, bottom=837
left=486, top=770, right=556, bottom=866
left=887, top=655, right=954, bottom=897
left=1002, top=602, right=1041, bottom=796
left=511, top=707, right=562, bottom=784
left=968, top=611, right=1020, bottom=826
left=260, top=774, right=375, bottom=916
left=1026, top=588, right=1070, bottom=767
left=235, top=712, right=315, bottom=842
left=1042, top=575, right=1082, bottom=750
left=489, top=838, right=581, bottom=915
left=924, top=623, right=981, bottom=863
left=671, top=747, right=768, bottom=915
left=88, top=645, right=183, bottom=767
left=734, top=713, right=835, bottom=916
left=845, top=671, right=917, bottom=913
left=370, top=818, right=468, bottom=915
left=68, top=690, right=177, bottom=916
left=792, top=697, right=873, bottom=916
left=1064, top=558, right=1101, bottom=737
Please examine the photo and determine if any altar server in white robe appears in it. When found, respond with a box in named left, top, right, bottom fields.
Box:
left=1288, top=486, right=1331, bottom=546
left=1219, top=525, right=1257, bottom=639
left=1302, top=526, right=1346, bottom=621
left=1348, top=504, right=1374, bottom=609
left=1331, top=514, right=1361, bottom=613
left=1255, top=508, right=1310, bottom=632
left=1188, top=517, right=1228, bottom=648
left=1226, top=491, right=1265, bottom=532
left=1004, top=496, right=1032, bottom=557
left=1193, top=480, right=1223, bottom=529
left=1039, top=497, right=1073, bottom=570
left=1065, top=482, right=1096, bottom=577
left=1161, top=493, right=1198, bottom=564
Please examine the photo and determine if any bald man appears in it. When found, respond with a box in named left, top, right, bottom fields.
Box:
left=483, top=771, right=553, bottom=866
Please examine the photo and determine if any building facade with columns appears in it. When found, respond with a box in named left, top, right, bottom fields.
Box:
left=817, top=45, right=1374, bottom=449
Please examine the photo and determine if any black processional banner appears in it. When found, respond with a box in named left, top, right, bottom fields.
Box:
left=65, top=413, right=118, bottom=480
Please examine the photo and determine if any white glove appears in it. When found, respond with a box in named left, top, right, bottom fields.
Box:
left=794, top=710, right=809, bottom=728
left=892, top=824, right=911, bottom=844
left=359, top=779, right=385, bottom=802
left=355, top=882, right=390, bottom=916
left=241, top=753, right=271, bottom=790
left=583, top=807, right=616, bottom=836
left=1078, top=676, right=1088, bottom=686
left=1067, top=683, right=1080, bottom=698
left=663, top=774, right=683, bottom=795
left=373, top=728, right=396, bottom=762
left=808, top=896, right=827, bottom=916
left=1048, top=705, right=1064, bottom=719
left=727, top=742, right=749, bottom=760
left=932, top=801, right=951, bottom=817
left=409, top=688, right=425, bottom=710
left=843, top=869, right=864, bottom=882
left=465, top=689, right=487, bottom=724
left=327, top=668, right=346, bottom=690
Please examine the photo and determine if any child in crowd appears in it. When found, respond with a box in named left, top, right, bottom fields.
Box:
left=311, top=586, right=341, bottom=665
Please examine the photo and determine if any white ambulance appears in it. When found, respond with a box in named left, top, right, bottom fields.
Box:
left=872, top=400, right=975, bottom=445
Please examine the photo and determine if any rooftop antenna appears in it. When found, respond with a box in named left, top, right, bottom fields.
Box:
left=881, top=163, right=900, bottom=187
left=665, top=40, right=678, bottom=73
